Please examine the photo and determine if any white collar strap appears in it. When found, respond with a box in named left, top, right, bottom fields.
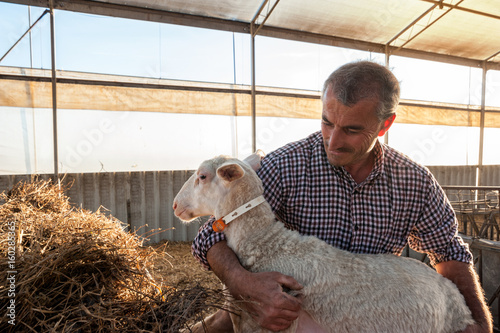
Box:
left=212, top=195, right=266, bottom=232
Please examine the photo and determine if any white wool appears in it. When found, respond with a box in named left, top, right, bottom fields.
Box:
left=173, top=155, right=474, bottom=333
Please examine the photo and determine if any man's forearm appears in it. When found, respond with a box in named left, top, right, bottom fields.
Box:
left=435, top=260, right=493, bottom=332
left=206, top=240, right=248, bottom=288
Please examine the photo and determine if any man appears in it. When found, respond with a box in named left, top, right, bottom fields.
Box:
left=191, top=61, right=493, bottom=332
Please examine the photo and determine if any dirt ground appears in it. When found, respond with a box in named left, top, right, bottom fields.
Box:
left=149, top=240, right=221, bottom=291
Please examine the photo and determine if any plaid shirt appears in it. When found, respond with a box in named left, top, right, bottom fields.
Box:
left=192, top=131, right=472, bottom=270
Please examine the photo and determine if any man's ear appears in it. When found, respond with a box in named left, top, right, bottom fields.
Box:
left=243, top=150, right=264, bottom=171
left=217, top=163, right=245, bottom=182
left=378, top=114, right=396, bottom=137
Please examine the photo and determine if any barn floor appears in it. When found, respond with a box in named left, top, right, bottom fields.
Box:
left=150, top=241, right=221, bottom=291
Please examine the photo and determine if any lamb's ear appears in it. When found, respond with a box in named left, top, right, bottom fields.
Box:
left=243, top=150, right=265, bottom=171
left=217, top=163, right=245, bottom=182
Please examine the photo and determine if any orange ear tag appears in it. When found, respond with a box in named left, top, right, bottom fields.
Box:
left=212, top=219, right=227, bottom=232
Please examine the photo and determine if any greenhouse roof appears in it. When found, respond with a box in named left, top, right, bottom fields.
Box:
left=5, top=0, right=500, bottom=70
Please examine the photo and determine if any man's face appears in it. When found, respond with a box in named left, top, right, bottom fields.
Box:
left=321, top=87, right=385, bottom=169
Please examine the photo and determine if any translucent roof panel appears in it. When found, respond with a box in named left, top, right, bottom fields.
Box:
left=3, top=0, right=500, bottom=69
left=462, top=0, right=500, bottom=18
left=405, top=8, right=500, bottom=60
left=97, top=0, right=261, bottom=22
left=263, top=0, right=432, bottom=45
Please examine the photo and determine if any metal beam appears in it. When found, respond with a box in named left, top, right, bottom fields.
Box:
left=419, top=0, right=500, bottom=21
left=249, top=0, right=282, bottom=153
left=250, top=32, right=257, bottom=153
left=0, top=68, right=322, bottom=99
left=251, top=0, right=281, bottom=37
left=0, top=8, right=49, bottom=63
left=257, top=25, right=500, bottom=70
left=2, top=0, right=499, bottom=71
left=486, top=50, right=500, bottom=62
left=386, top=3, right=438, bottom=47
left=49, top=0, right=58, bottom=180
left=1, top=0, right=250, bottom=33
left=387, top=1, right=466, bottom=54
left=477, top=62, right=487, bottom=186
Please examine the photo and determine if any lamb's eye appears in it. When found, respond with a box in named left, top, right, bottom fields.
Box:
left=199, top=175, right=206, bottom=180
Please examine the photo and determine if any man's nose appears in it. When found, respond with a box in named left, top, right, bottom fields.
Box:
left=328, top=127, right=344, bottom=149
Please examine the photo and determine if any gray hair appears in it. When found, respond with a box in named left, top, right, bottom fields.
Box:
left=322, top=61, right=400, bottom=121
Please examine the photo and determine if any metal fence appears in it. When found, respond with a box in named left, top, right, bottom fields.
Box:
left=443, top=186, right=500, bottom=241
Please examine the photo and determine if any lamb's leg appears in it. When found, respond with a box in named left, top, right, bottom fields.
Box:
left=295, top=310, right=328, bottom=333
left=182, top=309, right=234, bottom=333
left=232, top=309, right=326, bottom=333
left=232, top=311, right=278, bottom=333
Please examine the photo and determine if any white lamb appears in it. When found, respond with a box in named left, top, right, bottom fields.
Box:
left=173, top=154, right=474, bottom=333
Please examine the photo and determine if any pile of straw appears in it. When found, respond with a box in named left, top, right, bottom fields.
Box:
left=0, top=179, right=224, bottom=332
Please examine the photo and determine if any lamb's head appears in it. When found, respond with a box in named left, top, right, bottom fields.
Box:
left=173, top=154, right=263, bottom=223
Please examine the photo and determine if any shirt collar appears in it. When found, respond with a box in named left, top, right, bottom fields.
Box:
left=370, top=140, right=385, bottom=178
left=327, top=139, right=385, bottom=185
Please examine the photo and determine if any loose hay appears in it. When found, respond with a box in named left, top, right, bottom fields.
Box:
left=0, top=179, right=225, bottom=332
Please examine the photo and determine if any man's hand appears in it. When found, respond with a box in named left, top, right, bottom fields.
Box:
left=207, top=241, right=303, bottom=332
left=227, top=270, right=303, bottom=331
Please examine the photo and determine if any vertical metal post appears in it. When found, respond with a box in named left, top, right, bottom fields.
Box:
left=231, top=32, right=239, bottom=157
left=50, top=1, right=59, bottom=180
left=384, top=45, right=390, bottom=145
left=384, top=44, right=390, bottom=68
left=249, top=0, right=276, bottom=154
left=250, top=25, right=257, bottom=153
left=28, top=6, right=33, bottom=67
left=477, top=62, right=487, bottom=186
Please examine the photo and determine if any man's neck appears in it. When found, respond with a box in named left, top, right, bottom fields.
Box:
left=344, top=152, right=376, bottom=184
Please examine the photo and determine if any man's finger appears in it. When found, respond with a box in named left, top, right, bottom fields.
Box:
left=276, top=273, right=304, bottom=292
left=259, top=315, right=296, bottom=332
left=277, top=307, right=301, bottom=321
left=279, top=290, right=303, bottom=311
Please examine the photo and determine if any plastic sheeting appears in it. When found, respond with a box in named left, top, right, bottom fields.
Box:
left=2, top=72, right=500, bottom=127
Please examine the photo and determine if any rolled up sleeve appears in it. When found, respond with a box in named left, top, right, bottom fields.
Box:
left=191, top=217, right=226, bottom=270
